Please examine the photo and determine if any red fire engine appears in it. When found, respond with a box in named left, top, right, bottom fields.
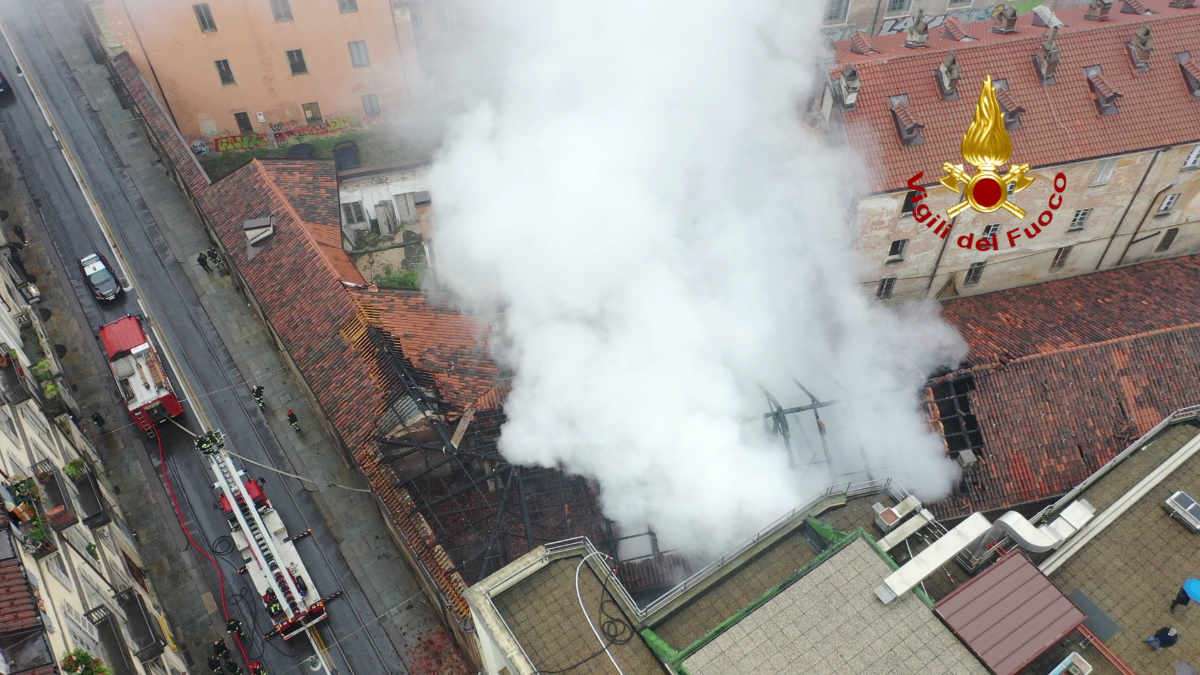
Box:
left=98, top=315, right=184, bottom=434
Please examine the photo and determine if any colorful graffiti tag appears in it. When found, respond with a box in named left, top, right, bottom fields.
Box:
left=270, top=117, right=354, bottom=143
left=213, top=133, right=269, bottom=152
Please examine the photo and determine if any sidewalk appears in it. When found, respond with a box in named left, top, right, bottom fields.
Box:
left=41, top=0, right=470, bottom=670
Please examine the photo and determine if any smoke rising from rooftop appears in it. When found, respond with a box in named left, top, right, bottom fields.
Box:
left=423, top=0, right=967, bottom=558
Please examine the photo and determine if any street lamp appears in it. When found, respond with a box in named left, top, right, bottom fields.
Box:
left=1117, top=178, right=1179, bottom=266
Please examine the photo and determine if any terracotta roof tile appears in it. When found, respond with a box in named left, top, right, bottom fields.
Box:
left=0, top=551, right=42, bottom=636
left=833, top=1, right=1200, bottom=193
left=930, top=254, right=1200, bottom=518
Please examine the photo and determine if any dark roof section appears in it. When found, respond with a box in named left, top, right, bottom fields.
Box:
left=831, top=1, right=1200, bottom=193
left=935, top=552, right=1086, bottom=675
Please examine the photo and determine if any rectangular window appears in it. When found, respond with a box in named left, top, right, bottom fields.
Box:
left=886, top=0, right=911, bottom=13
left=348, top=40, right=370, bottom=68
left=886, top=239, right=906, bottom=261
left=1050, top=246, right=1072, bottom=270
left=1184, top=144, right=1200, bottom=169
left=233, top=112, right=252, bottom=134
left=48, top=552, right=71, bottom=588
left=338, top=0, right=358, bottom=12
left=948, top=0, right=970, bottom=5
left=1157, top=227, right=1179, bottom=252
left=901, top=190, right=920, bottom=216
left=825, top=0, right=849, bottom=22
left=876, top=277, right=896, bottom=299
left=215, top=59, right=235, bottom=86
left=965, top=261, right=986, bottom=285
left=362, top=93, right=381, bottom=117
left=982, top=224, right=1000, bottom=238
left=1158, top=193, right=1180, bottom=214
left=1091, top=159, right=1117, bottom=186
left=1068, top=208, right=1091, bottom=231
left=270, top=0, right=293, bottom=22
left=286, top=49, right=307, bottom=75
left=342, top=202, right=366, bottom=223
left=302, top=102, right=322, bottom=124
left=193, top=3, right=217, bottom=32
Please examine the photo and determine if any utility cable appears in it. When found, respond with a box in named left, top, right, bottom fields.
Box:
left=536, top=555, right=634, bottom=674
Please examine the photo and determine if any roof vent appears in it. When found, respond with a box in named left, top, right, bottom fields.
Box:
left=243, top=214, right=275, bottom=253
left=992, top=3, right=1019, bottom=33
left=835, top=66, right=862, bottom=110
left=956, top=448, right=978, bottom=468
left=1164, top=490, right=1200, bottom=533
left=942, top=17, right=974, bottom=42
left=1180, top=53, right=1200, bottom=97
left=1121, top=0, right=1153, bottom=14
left=890, top=95, right=925, bottom=146
left=993, top=81, right=1025, bottom=129
left=936, top=52, right=961, bottom=100
left=1128, top=26, right=1153, bottom=71
left=1032, top=5, right=1066, bottom=28
left=1035, top=26, right=1062, bottom=84
left=1084, top=0, right=1113, bottom=21
left=1086, top=71, right=1123, bottom=115
left=905, top=10, right=930, bottom=48
left=850, top=31, right=879, bottom=55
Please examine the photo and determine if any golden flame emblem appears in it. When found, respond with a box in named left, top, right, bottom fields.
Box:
left=939, top=75, right=1033, bottom=217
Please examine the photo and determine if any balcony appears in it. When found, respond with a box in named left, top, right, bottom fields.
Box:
left=84, top=605, right=136, bottom=674
left=4, top=477, right=57, bottom=559
left=115, top=588, right=165, bottom=662
left=65, top=460, right=111, bottom=529
left=33, top=460, right=78, bottom=531
left=0, top=350, right=35, bottom=404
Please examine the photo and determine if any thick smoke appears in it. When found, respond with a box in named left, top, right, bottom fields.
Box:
left=422, top=0, right=967, bottom=558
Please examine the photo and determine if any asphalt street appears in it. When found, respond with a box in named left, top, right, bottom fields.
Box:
left=0, top=0, right=407, bottom=672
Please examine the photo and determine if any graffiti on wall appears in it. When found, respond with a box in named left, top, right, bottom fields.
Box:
left=270, top=118, right=354, bottom=143
left=822, top=7, right=998, bottom=41
left=213, top=133, right=269, bottom=152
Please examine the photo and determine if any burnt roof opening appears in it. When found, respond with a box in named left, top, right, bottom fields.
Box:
left=932, top=375, right=984, bottom=458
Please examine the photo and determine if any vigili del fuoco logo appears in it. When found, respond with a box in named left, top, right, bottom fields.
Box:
left=905, top=75, right=1067, bottom=252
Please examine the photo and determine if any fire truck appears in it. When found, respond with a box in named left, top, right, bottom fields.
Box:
left=98, top=315, right=184, bottom=434
left=204, top=432, right=329, bottom=640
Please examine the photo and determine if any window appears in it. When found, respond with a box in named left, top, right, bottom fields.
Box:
left=887, top=239, right=907, bottom=261
left=825, top=0, right=849, bottom=22
left=886, top=0, right=911, bottom=13
left=215, top=59, right=235, bottom=85
left=876, top=277, right=896, bottom=299
left=338, top=0, right=358, bottom=12
left=48, top=552, right=71, bottom=588
left=302, top=102, right=322, bottom=124
left=1184, top=144, right=1200, bottom=170
left=982, top=224, right=1000, bottom=238
left=348, top=40, right=370, bottom=68
left=948, top=0, right=970, bottom=5
left=1051, top=246, right=1072, bottom=270
left=233, top=112, right=252, bottom=134
left=342, top=202, right=366, bottom=223
left=1158, top=193, right=1180, bottom=215
left=1091, top=159, right=1117, bottom=186
left=1157, top=227, right=1180, bottom=252
left=1068, top=208, right=1091, bottom=231
left=193, top=3, right=217, bottom=32
left=1007, top=182, right=1015, bottom=194
left=965, top=261, right=986, bottom=285
left=901, top=190, right=920, bottom=216
left=286, top=49, right=307, bottom=75
left=362, top=93, right=381, bottom=117
left=270, top=0, right=293, bottom=22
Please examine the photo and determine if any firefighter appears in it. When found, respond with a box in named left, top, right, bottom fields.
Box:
left=251, top=385, right=264, bottom=408
left=269, top=600, right=283, bottom=617
left=286, top=409, right=299, bottom=430
left=197, top=252, right=211, bottom=273
left=226, top=618, right=244, bottom=639
left=91, top=412, right=105, bottom=429
left=212, top=639, right=229, bottom=658
left=250, top=662, right=268, bottom=675
left=207, top=655, right=224, bottom=673
left=224, top=660, right=242, bottom=675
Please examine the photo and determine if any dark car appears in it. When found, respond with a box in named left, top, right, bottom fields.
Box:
left=79, top=253, right=121, bottom=301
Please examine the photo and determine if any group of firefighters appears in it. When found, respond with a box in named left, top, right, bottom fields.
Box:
left=194, top=429, right=225, bottom=455
left=206, top=621, right=268, bottom=674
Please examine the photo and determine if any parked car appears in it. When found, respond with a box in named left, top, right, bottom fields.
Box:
left=79, top=253, right=122, bottom=301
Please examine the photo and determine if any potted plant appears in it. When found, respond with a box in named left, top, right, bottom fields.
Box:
left=61, top=648, right=114, bottom=675
left=63, top=459, right=87, bottom=482
left=27, top=519, right=47, bottom=543
left=86, top=543, right=99, bottom=560
left=12, top=477, right=40, bottom=499
left=32, top=359, right=53, bottom=382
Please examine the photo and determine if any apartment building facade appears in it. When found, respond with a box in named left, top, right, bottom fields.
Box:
left=821, top=0, right=1090, bottom=40
left=0, top=266, right=186, bottom=672
left=86, top=0, right=422, bottom=145
left=818, top=1, right=1200, bottom=301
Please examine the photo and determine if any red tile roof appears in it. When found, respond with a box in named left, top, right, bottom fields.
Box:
left=931, top=254, right=1200, bottom=518
left=0, top=550, right=41, bottom=637
left=833, top=1, right=1200, bottom=194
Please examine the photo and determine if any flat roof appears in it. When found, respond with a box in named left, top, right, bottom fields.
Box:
left=935, top=552, right=1084, bottom=675
left=682, top=536, right=984, bottom=674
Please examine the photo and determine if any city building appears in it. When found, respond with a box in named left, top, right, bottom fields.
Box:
left=84, top=0, right=423, bottom=144
left=820, top=0, right=1092, bottom=41
left=817, top=0, right=1200, bottom=300
left=337, top=161, right=433, bottom=269
left=0, top=247, right=187, bottom=673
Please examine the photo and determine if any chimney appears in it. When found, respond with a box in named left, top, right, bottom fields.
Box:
left=836, top=66, right=861, bottom=110
left=1034, top=26, right=1061, bottom=84
left=889, top=95, right=925, bottom=146
left=1128, top=26, right=1153, bottom=71
left=905, top=10, right=929, bottom=48
left=1120, top=0, right=1153, bottom=14
left=992, top=3, right=1019, bottom=33
left=936, top=52, right=961, bottom=100
left=1084, top=0, right=1113, bottom=21
left=1086, top=69, right=1123, bottom=115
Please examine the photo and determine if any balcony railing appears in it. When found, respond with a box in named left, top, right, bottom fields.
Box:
left=33, top=460, right=78, bottom=531
left=0, top=350, right=35, bottom=404
left=84, top=605, right=136, bottom=674
left=68, top=463, right=111, bottom=529
left=116, top=588, right=165, bottom=662
left=5, top=477, right=58, bottom=559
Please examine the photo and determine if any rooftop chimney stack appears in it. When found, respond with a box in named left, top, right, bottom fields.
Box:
left=1035, top=26, right=1062, bottom=84
left=837, top=66, right=861, bottom=110
left=905, top=10, right=930, bottom=48
left=1085, top=0, right=1113, bottom=21
left=992, top=4, right=1019, bottom=33
left=1120, top=0, right=1154, bottom=14
left=1128, top=26, right=1154, bottom=71
left=1031, top=5, right=1066, bottom=28
left=936, top=51, right=962, bottom=100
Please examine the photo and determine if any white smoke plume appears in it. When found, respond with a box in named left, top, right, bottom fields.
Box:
left=421, top=0, right=968, bottom=558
